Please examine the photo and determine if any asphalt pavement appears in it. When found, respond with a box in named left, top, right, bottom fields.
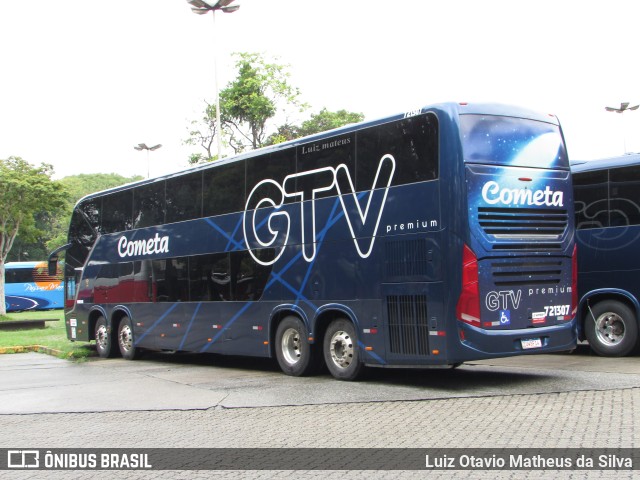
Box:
left=1, top=346, right=638, bottom=479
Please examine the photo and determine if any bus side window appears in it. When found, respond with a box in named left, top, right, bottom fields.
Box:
left=230, top=250, right=273, bottom=302
left=609, top=166, right=640, bottom=227
left=573, top=170, right=609, bottom=230
left=296, top=134, right=355, bottom=200
left=133, top=181, right=166, bottom=228
left=166, top=172, right=203, bottom=224
left=101, top=190, right=133, bottom=233
left=203, top=162, right=246, bottom=217
left=189, top=253, right=231, bottom=302
left=246, top=149, right=296, bottom=206
left=356, top=113, right=438, bottom=191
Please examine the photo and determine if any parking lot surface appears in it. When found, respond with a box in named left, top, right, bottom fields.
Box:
left=1, top=346, right=638, bottom=479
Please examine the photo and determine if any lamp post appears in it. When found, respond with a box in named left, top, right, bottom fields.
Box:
left=605, top=102, right=639, bottom=154
left=186, top=0, right=240, bottom=160
left=134, top=143, right=162, bottom=178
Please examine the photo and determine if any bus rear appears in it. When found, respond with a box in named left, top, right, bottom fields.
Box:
left=453, top=105, right=577, bottom=360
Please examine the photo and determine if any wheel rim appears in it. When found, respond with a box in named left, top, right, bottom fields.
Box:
left=595, top=312, right=626, bottom=346
left=328, top=330, right=354, bottom=370
left=281, top=327, right=302, bottom=365
left=119, top=324, right=134, bottom=352
left=96, top=324, right=108, bottom=351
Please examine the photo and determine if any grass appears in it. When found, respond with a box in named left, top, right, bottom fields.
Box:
left=0, top=309, right=95, bottom=360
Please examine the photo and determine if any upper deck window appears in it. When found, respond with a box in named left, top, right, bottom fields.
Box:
left=460, top=115, right=568, bottom=169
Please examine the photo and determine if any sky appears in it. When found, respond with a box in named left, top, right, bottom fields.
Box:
left=1, top=0, right=639, bottom=180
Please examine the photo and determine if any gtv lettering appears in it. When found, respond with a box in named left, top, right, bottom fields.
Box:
left=485, top=290, right=522, bottom=311
left=243, top=155, right=396, bottom=266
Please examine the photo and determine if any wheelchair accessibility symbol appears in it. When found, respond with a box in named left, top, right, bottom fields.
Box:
left=499, top=310, right=511, bottom=325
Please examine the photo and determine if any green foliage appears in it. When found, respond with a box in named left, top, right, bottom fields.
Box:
left=45, top=173, right=143, bottom=254
left=59, top=173, right=143, bottom=201
left=5, top=172, right=142, bottom=262
left=220, top=52, right=307, bottom=153
left=0, top=157, right=67, bottom=263
left=265, top=123, right=301, bottom=145
left=0, top=157, right=68, bottom=314
left=265, top=109, right=365, bottom=146
left=298, top=108, right=365, bottom=137
left=184, top=101, right=218, bottom=164
left=185, top=52, right=363, bottom=163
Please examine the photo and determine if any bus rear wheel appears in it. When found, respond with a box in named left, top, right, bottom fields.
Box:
left=117, top=316, right=139, bottom=360
left=323, top=319, right=363, bottom=381
left=95, top=316, right=116, bottom=358
left=585, top=300, right=639, bottom=357
left=275, top=316, right=318, bottom=376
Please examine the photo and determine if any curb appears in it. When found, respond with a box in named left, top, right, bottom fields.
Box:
left=0, top=319, right=58, bottom=331
left=0, top=345, right=65, bottom=357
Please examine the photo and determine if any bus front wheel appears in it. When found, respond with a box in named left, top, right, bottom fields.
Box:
left=323, top=319, right=363, bottom=381
left=275, top=316, right=318, bottom=376
left=95, top=316, right=116, bottom=358
left=117, top=316, right=139, bottom=360
left=585, top=300, right=639, bottom=357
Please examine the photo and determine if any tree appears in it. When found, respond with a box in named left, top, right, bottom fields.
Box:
left=42, top=173, right=144, bottom=255
left=0, top=157, right=68, bottom=315
left=265, top=109, right=365, bottom=146
left=185, top=53, right=305, bottom=164
left=220, top=52, right=307, bottom=154
left=298, top=108, right=365, bottom=137
left=184, top=101, right=218, bottom=165
left=185, top=53, right=363, bottom=162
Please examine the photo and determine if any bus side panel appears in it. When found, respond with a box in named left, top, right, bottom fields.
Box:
left=577, top=227, right=640, bottom=297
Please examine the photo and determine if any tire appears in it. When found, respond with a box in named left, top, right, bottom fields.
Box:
left=323, top=318, right=363, bottom=381
left=94, top=316, right=117, bottom=358
left=584, top=300, right=639, bottom=357
left=275, top=316, right=319, bottom=376
left=117, top=316, right=139, bottom=360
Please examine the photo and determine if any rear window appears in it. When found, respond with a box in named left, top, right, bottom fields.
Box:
left=460, top=115, right=568, bottom=169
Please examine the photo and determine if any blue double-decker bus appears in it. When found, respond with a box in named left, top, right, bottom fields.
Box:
left=50, top=102, right=577, bottom=379
left=4, top=261, right=64, bottom=312
left=572, top=153, right=640, bottom=356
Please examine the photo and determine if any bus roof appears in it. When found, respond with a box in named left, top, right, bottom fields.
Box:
left=5, top=261, right=42, bottom=269
left=570, top=153, right=640, bottom=173
left=74, top=101, right=561, bottom=206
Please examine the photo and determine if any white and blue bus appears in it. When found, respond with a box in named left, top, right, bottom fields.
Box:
left=4, top=261, right=63, bottom=312
left=50, top=102, right=577, bottom=380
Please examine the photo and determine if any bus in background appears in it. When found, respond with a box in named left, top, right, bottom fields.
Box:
left=4, top=261, right=64, bottom=312
left=49, top=102, right=576, bottom=380
left=572, top=153, right=640, bottom=356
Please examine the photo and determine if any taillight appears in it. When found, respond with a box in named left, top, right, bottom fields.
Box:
left=456, top=244, right=481, bottom=326
left=571, top=244, right=578, bottom=316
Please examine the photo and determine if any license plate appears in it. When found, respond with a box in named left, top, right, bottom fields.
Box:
left=521, top=338, right=542, bottom=350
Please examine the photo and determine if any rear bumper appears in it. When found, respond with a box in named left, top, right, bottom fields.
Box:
left=455, top=319, right=577, bottom=361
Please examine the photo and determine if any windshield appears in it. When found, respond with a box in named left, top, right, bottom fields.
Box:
left=460, top=114, right=568, bottom=169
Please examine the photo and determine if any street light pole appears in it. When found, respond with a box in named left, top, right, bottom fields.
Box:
left=605, top=102, right=639, bottom=154
left=134, top=143, right=162, bottom=178
left=186, top=0, right=240, bottom=160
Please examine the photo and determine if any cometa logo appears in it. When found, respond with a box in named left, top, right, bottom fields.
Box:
left=118, top=233, right=169, bottom=258
left=481, top=181, right=564, bottom=207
